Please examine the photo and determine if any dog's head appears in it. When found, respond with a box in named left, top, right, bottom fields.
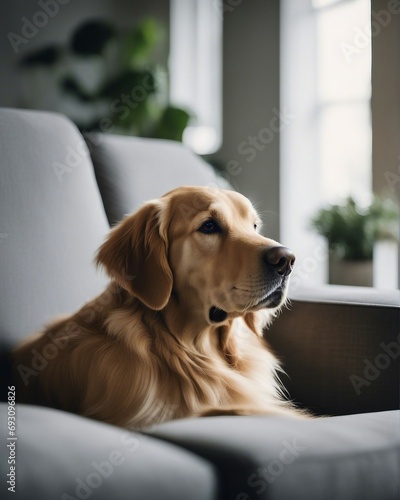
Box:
left=96, top=186, right=295, bottom=326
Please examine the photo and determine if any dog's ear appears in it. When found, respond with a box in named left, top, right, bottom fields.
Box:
left=96, top=201, right=172, bottom=310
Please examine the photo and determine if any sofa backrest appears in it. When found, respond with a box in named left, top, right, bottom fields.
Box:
left=85, top=132, right=231, bottom=226
left=0, top=109, right=231, bottom=347
left=0, top=108, right=109, bottom=345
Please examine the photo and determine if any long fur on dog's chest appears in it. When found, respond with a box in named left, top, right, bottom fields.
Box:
left=15, top=283, right=287, bottom=428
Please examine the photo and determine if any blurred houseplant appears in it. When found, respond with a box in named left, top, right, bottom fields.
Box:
left=18, top=18, right=190, bottom=141
left=311, top=197, right=398, bottom=287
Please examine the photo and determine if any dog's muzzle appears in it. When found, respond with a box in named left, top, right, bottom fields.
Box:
left=209, top=246, right=295, bottom=323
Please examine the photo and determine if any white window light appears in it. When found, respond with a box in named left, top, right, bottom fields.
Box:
left=312, top=0, right=347, bottom=9
left=169, top=0, right=222, bottom=155
left=280, top=0, right=372, bottom=287
left=316, top=0, right=372, bottom=204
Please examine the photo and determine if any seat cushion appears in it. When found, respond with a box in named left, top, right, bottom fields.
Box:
left=153, top=410, right=400, bottom=500
left=0, top=403, right=221, bottom=500
left=0, top=108, right=109, bottom=345
left=85, top=132, right=231, bottom=225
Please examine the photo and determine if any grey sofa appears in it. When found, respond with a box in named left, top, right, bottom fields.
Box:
left=0, top=108, right=399, bottom=500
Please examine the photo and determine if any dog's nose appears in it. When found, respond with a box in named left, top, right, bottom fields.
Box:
left=264, top=246, right=295, bottom=276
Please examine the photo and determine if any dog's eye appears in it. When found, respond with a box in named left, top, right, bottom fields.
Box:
left=198, top=220, right=221, bottom=234
left=254, top=224, right=258, bottom=230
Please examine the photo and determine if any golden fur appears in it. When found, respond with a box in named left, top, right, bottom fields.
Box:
left=13, top=186, right=307, bottom=428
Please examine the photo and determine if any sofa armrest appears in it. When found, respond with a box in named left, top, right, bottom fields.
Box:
left=266, top=285, right=400, bottom=416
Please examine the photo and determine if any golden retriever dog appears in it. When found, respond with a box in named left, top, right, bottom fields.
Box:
left=13, top=186, right=307, bottom=428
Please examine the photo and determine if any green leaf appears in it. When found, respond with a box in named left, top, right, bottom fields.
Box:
left=151, top=106, right=191, bottom=142
left=100, top=69, right=156, bottom=99
left=311, top=196, right=399, bottom=260
left=124, top=18, right=165, bottom=67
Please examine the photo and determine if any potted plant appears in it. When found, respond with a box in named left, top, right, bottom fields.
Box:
left=18, top=18, right=191, bottom=141
left=311, top=197, right=398, bottom=287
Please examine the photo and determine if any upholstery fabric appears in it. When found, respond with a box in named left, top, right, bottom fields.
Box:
left=85, top=132, right=231, bottom=226
left=0, top=403, right=221, bottom=500
left=267, top=286, right=400, bottom=416
left=0, top=108, right=109, bottom=344
left=154, top=410, right=400, bottom=500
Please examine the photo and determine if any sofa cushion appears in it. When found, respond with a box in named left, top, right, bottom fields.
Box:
left=153, top=410, right=400, bottom=500
left=0, top=108, right=109, bottom=345
left=0, top=403, right=221, bottom=500
left=85, top=132, right=231, bottom=226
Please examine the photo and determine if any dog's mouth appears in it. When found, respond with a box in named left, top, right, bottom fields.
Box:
left=209, top=286, right=286, bottom=323
left=253, top=287, right=284, bottom=309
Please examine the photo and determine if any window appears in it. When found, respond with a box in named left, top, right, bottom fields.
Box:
left=315, top=0, right=372, bottom=204
left=169, top=0, right=222, bottom=155
left=280, top=0, right=372, bottom=287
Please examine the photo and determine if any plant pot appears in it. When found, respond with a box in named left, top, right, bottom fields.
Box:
left=329, top=256, right=373, bottom=287
left=373, top=240, right=399, bottom=289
